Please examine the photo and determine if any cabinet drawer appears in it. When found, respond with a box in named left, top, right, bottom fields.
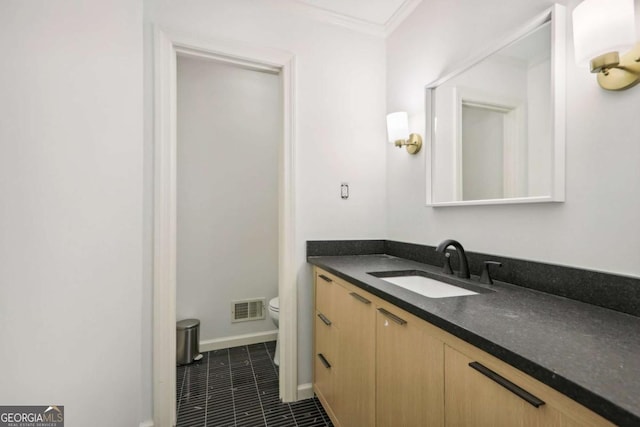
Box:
left=444, top=344, right=613, bottom=427
left=315, top=268, right=338, bottom=320
left=314, top=311, right=338, bottom=418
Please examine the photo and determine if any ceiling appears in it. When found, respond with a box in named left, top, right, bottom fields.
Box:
left=293, top=0, right=417, bottom=30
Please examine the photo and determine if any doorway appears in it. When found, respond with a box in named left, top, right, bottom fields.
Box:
left=153, top=29, right=297, bottom=427
left=176, top=54, right=280, bottom=349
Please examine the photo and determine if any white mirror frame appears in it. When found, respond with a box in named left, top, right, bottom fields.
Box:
left=425, top=4, right=566, bottom=207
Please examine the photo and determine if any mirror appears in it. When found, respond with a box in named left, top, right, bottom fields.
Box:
left=426, top=5, right=566, bottom=206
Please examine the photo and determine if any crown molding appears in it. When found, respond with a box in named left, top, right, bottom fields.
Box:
left=383, top=0, right=423, bottom=37
left=279, top=0, right=385, bottom=37
left=277, top=0, right=423, bottom=38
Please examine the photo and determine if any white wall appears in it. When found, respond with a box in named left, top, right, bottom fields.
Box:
left=387, top=0, right=640, bottom=276
left=176, top=56, right=280, bottom=341
left=0, top=1, right=143, bottom=426
left=143, top=0, right=388, bottom=417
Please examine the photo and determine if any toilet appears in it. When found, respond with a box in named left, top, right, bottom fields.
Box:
left=268, top=297, right=280, bottom=366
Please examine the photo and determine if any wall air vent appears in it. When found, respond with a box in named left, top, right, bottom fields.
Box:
left=231, top=298, right=266, bottom=323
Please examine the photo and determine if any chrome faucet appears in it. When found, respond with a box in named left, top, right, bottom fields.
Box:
left=435, top=239, right=470, bottom=279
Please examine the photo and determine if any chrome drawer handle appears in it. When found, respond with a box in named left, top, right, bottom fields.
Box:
left=318, top=274, right=332, bottom=283
left=469, top=362, right=545, bottom=408
left=317, top=313, right=332, bottom=326
left=350, top=292, right=371, bottom=305
left=377, top=307, right=407, bottom=325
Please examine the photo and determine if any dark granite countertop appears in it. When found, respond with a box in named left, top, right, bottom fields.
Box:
left=308, top=254, right=640, bottom=426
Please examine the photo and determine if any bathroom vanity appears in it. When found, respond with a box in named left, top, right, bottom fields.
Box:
left=308, top=252, right=640, bottom=427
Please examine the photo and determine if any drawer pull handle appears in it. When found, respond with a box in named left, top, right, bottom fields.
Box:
left=318, top=274, right=333, bottom=283
left=318, top=353, right=331, bottom=369
left=468, top=362, right=545, bottom=408
left=317, top=313, right=332, bottom=326
left=377, top=308, right=407, bottom=325
left=350, top=292, right=371, bottom=305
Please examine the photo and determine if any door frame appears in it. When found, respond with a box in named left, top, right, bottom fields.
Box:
left=452, top=86, right=525, bottom=201
left=152, top=27, right=297, bottom=426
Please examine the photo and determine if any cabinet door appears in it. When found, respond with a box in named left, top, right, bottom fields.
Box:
left=334, top=284, right=376, bottom=427
left=376, top=303, right=444, bottom=427
left=444, top=345, right=610, bottom=427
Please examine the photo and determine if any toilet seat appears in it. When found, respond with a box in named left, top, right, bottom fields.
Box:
left=268, top=297, right=280, bottom=366
left=269, top=297, right=279, bottom=312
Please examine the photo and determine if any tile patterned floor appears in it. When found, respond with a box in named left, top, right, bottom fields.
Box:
left=176, top=341, right=333, bottom=427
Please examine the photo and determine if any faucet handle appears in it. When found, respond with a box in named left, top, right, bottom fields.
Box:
left=442, top=252, right=454, bottom=275
left=480, top=261, right=502, bottom=284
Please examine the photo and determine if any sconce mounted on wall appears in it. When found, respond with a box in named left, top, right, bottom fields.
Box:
left=386, top=112, right=422, bottom=154
left=573, top=0, right=640, bottom=91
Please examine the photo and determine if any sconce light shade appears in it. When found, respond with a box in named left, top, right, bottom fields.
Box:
left=572, top=0, right=636, bottom=66
left=386, top=112, right=409, bottom=143
left=385, top=111, right=422, bottom=154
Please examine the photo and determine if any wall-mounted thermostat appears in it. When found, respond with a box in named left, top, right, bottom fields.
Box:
left=341, top=183, right=349, bottom=199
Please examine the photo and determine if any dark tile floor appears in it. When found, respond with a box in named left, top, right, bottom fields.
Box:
left=177, top=341, right=333, bottom=427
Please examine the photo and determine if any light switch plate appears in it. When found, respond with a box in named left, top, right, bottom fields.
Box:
left=341, top=183, right=349, bottom=199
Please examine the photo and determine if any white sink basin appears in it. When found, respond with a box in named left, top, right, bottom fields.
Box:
left=379, top=275, right=479, bottom=298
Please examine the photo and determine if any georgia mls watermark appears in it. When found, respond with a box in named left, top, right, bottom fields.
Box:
left=0, top=406, right=64, bottom=427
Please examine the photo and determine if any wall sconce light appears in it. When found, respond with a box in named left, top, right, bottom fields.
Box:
left=386, top=112, right=422, bottom=154
left=572, top=0, right=640, bottom=91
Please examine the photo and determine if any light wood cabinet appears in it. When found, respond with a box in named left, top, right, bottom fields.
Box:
left=313, top=269, right=340, bottom=423
left=335, top=281, right=376, bottom=427
left=313, top=311, right=338, bottom=420
left=376, top=301, right=444, bottom=427
left=315, top=269, right=339, bottom=322
left=444, top=343, right=613, bottom=427
left=312, top=267, right=614, bottom=427
left=313, top=269, right=376, bottom=427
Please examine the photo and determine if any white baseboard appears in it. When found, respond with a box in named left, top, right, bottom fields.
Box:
left=199, top=330, right=278, bottom=353
left=297, top=382, right=314, bottom=400
left=139, top=420, right=154, bottom=427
